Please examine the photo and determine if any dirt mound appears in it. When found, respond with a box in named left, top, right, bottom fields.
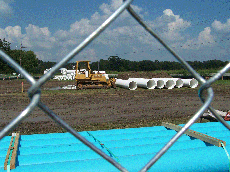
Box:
left=118, top=71, right=172, bottom=80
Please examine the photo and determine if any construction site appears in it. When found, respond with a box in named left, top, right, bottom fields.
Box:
left=1, top=61, right=230, bottom=172
left=1, top=75, right=230, bottom=171
left=0, top=0, right=229, bottom=170
left=0, top=76, right=229, bottom=134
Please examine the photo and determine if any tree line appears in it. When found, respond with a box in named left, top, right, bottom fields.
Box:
left=0, top=39, right=228, bottom=74
left=90, top=56, right=228, bottom=72
left=0, top=39, right=39, bottom=74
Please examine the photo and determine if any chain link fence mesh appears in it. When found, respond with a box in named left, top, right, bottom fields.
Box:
left=0, top=0, right=230, bottom=171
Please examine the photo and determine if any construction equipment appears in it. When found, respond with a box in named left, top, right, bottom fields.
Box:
left=224, top=112, right=230, bottom=121
left=75, top=60, right=116, bottom=89
left=200, top=110, right=230, bottom=122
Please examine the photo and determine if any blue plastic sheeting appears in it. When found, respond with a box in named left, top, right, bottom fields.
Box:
left=17, top=139, right=210, bottom=166
left=17, top=135, right=189, bottom=157
left=0, top=122, right=230, bottom=171
left=0, top=136, right=11, bottom=143
left=0, top=148, right=8, bottom=158
left=1, top=146, right=229, bottom=172
left=18, top=126, right=168, bottom=141
left=18, top=143, right=91, bottom=155
left=0, top=136, right=11, bottom=150
left=0, top=136, right=11, bottom=168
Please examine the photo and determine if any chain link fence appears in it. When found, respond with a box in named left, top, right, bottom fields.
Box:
left=0, top=0, right=230, bottom=171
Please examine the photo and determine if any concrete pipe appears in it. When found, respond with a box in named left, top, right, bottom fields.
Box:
left=167, top=78, right=184, bottom=88
left=115, top=79, right=137, bottom=90
left=66, top=70, right=76, bottom=74
left=62, top=69, right=67, bottom=75
left=151, top=78, right=165, bottom=89
left=181, top=78, right=198, bottom=88
left=161, top=78, right=176, bottom=89
left=152, top=78, right=175, bottom=89
left=128, top=78, right=157, bottom=89
left=164, top=78, right=183, bottom=88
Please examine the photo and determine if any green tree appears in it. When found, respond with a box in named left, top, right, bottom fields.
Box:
left=0, top=39, right=40, bottom=74
left=0, top=38, right=11, bottom=52
left=139, top=60, right=155, bottom=71
left=34, top=60, right=56, bottom=74
left=108, top=56, right=122, bottom=71
left=22, top=51, right=39, bottom=73
left=0, top=39, right=13, bottom=73
left=8, top=49, right=39, bottom=73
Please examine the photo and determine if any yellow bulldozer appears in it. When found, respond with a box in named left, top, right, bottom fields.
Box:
left=75, top=60, right=116, bottom=89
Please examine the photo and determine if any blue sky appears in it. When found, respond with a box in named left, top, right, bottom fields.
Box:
left=0, top=0, right=229, bottom=63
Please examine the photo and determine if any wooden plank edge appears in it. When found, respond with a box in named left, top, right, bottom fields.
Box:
left=3, top=133, right=20, bottom=170
left=10, top=133, right=20, bottom=169
left=4, top=136, right=14, bottom=170
left=162, top=122, right=226, bottom=147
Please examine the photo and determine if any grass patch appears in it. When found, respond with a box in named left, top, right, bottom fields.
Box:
left=213, top=80, right=230, bottom=85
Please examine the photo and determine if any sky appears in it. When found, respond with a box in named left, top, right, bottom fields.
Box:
left=0, top=0, right=229, bottom=63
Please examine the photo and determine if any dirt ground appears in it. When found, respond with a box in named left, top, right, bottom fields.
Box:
left=0, top=77, right=230, bottom=135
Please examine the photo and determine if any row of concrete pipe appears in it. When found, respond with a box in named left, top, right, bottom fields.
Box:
left=115, top=78, right=198, bottom=90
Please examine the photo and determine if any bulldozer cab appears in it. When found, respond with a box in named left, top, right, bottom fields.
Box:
left=75, top=61, right=91, bottom=79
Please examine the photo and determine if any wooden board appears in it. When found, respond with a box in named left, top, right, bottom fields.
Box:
left=4, top=133, right=20, bottom=170
left=162, top=122, right=226, bottom=147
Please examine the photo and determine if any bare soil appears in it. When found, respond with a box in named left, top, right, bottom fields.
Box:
left=0, top=78, right=230, bottom=135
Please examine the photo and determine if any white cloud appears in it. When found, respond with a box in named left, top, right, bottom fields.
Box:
left=54, top=30, right=69, bottom=40
left=23, top=24, right=55, bottom=49
left=0, top=0, right=228, bottom=62
left=0, top=24, right=55, bottom=50
left=198, top=27, right=214, bottom=45
left=165, top=9, right=190, bottom=32
left=70, top=18, right=97, bottom=36
left=212, top=19, right=230, bottom=33
left=25, top=24, right=51, bottom=39
left=91, top=12, right=101, bottom=21
left=34, top=50, right=54, bottom=61
left=0, top=0, right=12, bottom=15
left=180, top=27, right=215, bottom=50
left=0, top=26, right=23, bottom=43
left=0, top=4, right=191, bottom=62
left=151, top=9, right=191, bottom=41
left=0, top=28, right=7, bottom=39
left=80, top=48, right=97, bottom=61
left=164, top=9, right=174, bottom=16
left=99, top=0, right=124, bottom=16
left=100, top=2, right=113, bottom=16
left=53, top=0, right=145, bottom=49
left=5, top=26, right=22, bottom=38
